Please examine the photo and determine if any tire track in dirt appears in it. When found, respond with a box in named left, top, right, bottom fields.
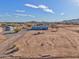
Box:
left=60, top=28, right=79, bottom=48
left=49, top=28, right=79, bottom=57
left=57, top=28, right=78, bottom=49
left=0, top=29, right=26, bottom=55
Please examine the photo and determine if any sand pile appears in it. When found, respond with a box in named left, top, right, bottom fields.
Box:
left=11, top=28, right=79, bottom=58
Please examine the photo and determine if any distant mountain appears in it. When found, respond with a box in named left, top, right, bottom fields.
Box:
left=63, top=18, right=79, bottom=24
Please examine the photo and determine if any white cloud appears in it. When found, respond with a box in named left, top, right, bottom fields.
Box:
left=15, top=14, right=35, bottom=18
left=28, top=15, right=35, bottom=18
left=24, top=4, right=54, bottom=14
left=70, top=0, right=79, bottom=6
left=16, top=10, right=25, bottom=12
left=38, top=5, right=48, bottom=9
left=43, top=9, right=54, bottom=14
left=15, top=14, right=28, bottom=16
left=60, top=12, right=64, bottom=16
left=0, top=13, right=12, bottom=17
left=24, top=4, right=38, bottom=8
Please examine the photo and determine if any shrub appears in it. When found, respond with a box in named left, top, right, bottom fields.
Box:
left=14, top=29, right=21, bottom=33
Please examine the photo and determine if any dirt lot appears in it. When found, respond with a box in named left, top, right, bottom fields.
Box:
left=1, top=25, right=79, bottom=59
left=12, top=27, right=79, bottom=58
left=0, top=34, right=6, bottom=44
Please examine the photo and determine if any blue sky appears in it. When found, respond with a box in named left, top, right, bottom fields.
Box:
left=0, top=0, right=79, bottom=22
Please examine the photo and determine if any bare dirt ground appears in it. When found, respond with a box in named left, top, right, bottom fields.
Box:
left=0, top=34, right=6, bottom=44
left=13, top=27, right=79, bottom=58
left=1, top=25, right=79, bottom=59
